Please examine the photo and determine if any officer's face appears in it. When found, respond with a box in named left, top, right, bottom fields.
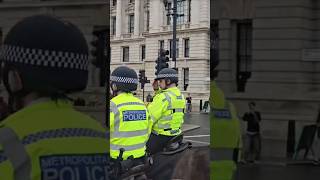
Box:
left=159, top=79, right=166, bottom=89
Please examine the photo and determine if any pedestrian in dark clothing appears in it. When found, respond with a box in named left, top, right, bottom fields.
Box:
left=186, top=93, right=192, bottom=113
left=146, top=93, right=153, bottom=102
left=242, top=102, right=262, bottom=163
left=0, top=97, right=9, bottom=121
left=311, top=108, right=320, bottom=163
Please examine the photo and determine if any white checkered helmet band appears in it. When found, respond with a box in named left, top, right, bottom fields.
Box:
left=0, top=45, right=88, bottom=70
left=110, top=76, right=139, bottom=84
left=156, top=73, right=179, bottom=79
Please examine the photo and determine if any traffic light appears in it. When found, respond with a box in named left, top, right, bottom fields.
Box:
left=155, top=49, right=170, bottom=75
left=90, top=27, right=108, bottom=87
left=139, top=70, right=145, bottom=84
left=139, top=69, right=150, bottom=89
left=90, top=30, right=105, bottom=67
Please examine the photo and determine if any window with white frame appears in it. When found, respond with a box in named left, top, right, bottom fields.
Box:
left=122, top=46, right=129, bottom=62
left=236, top=20, right=252, bottom=92
left=184, top=38, right=189, bottom=57
left=169, top=39, right=179, bottom=58
left=165, top=0, right=190, bottom=25
left=176, top=0, right=185, bottom=25
left=128, top=14, right=134, bottom=33
left=112, top=16, right=116, bottom=35
left=141, top=45, right=146, bottom=61
left=166, top=2, right=172, bottom=25
left=183, top=67, right=189, bottom=91
left=146, top=10, right=150, bottom=31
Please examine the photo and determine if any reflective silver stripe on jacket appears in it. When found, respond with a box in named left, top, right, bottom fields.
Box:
left=110, top=101, right=149, bottom=138
left=158, top=124, right=171, bottom=129
left=0, top=127, right=107, bottom=180
left=117, top=102, right=145, bottom=108
left=174, top=108, right=184, bottom=112
left=163, top=93, right=172, bottom=109
left=210, top=148, right=234, bottom=161
left=110, top=142, right=146, bottom=151
left=162, top=115, right=173, bottom=121
left=0, top=127, right=31, bottom=180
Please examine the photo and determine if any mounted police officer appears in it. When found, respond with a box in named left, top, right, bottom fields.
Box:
left=0, top=15, right=110, bottom=180
left=109, top=66, right=152, bottom=179
left=146, top=68, right=185, bottom=155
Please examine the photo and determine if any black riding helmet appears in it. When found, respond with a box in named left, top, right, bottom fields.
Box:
left=155, top=68, right=178, bottom=84
left=110, top=66, right=138, bottom=92
left=0, top=15, right=89, bottom=96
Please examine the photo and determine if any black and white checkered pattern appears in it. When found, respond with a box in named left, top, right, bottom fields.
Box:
left=110, top=76, right=139, bottom=84
left=157, top=73, right=178, bottom=79
left=0, top=45, right=88, bottom=70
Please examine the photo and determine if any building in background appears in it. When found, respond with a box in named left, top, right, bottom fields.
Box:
left=110, top=0, right=210, bottom=110
left=0, top=0, right=108, bottom=106
left=212, top=0, right=320, bottom=158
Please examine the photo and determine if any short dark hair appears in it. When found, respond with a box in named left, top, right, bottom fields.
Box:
left=249, top=102, right=256, bottom=107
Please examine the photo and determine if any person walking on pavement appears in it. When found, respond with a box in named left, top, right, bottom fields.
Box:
left=210, top=81, right=242, bottom=180
left=0, top=15, right=110, bottom=179
left=0, top=97, right=9, bottom=121
left=310, top=108, right=320, bottom=164
left=109, top=66, right=153, bottom=176
left=146, top=93, right=153, bottom=103
left=145, top=93, right=153, bottom=107
left=146, top=68, right=186, bottom=155
left=186, top=93, right=192, bottom=113
left=242, top=102, right=262, bottom=163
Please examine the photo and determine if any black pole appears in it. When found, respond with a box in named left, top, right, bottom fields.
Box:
left=172, top=0, right=177, bottom=67
left=100, top=32, right=107, bottom=87
left=286, top=120, right=296, bottom=158
left=143, top=87, right=145, bottom=102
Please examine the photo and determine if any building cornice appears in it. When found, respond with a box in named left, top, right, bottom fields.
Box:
left=144, top=27, right=209, bottom=37
left=111, top=37, right=146, bottom=43
left=111, top=58, right=209, bottom=65
left=0, top=1, right=108, bottom=9
left=110, top=27, right=209, bottom=43
left=111, top=61, right=145, bottom=65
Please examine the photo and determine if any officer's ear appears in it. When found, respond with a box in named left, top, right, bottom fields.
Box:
left=166, top=79, right=171, bottom=85
left=8, top=69, right=23, bottom=93
left=111, top=83, right=117, bottom=91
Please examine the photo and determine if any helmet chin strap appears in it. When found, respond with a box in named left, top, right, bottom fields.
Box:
left=110, top=82, right=119, bottom=98
left=6, top=87, right=29, bottom=113
left=165, top=79, right=174, bottom=89
left=2, top=65, right=29, bottom=113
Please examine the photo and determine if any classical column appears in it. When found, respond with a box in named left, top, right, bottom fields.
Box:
left=191, top=0, right=200, bottom=27
left=150, top=0, right=160, bottom=32
left=115, top=0, right=122, bottom=38
left=134, top=0, right=140, bottom=37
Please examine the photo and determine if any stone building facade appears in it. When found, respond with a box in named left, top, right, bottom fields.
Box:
left=110, top=0, right=210, bottom=110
